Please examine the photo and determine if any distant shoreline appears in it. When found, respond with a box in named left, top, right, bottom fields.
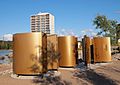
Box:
left=0, top=50, right=13, bottom=57
left=0, top=49, right=13, bottom=51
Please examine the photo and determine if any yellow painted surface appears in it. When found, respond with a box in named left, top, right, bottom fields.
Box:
left=13, top=32, right=47, bottom=75
left=93, top=37, right=111, bottom=62
left=85, top=37, right=91, bottom=64
left=58, top=36, right=78, bottom=67
left=47, top=34, right=58, bottom=69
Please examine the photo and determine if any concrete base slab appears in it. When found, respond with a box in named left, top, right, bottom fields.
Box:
left=11, top=74, right=37, bottom=79
left=58, top=67, right=75, bottom=71
left=11, top=71, right=61, bottom=79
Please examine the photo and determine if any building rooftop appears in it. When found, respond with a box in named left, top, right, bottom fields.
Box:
left=31, top=12, right=53, bottom=16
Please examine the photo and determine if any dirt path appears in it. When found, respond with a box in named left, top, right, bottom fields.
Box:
left=59, top=69, right=92, bottom=85
left=94, top=61, right=120, bottom=85
left=0, top=64, right=35, bottom=85
left=0, top=74, right=35, bottom=85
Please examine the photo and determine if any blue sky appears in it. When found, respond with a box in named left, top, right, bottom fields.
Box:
left=0, top=0, right=120, bottom=39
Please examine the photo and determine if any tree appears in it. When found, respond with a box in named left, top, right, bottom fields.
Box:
left=30, top=42, right=60, bottom=74
left=0, top=41, right=13, bottom=49
left=30, top=45, right=47, bottom=74
left=116, top=24, right=120, bottom=42
left=47, top=41, right=60, bottom=70
left=93, top=15, right=111, bottom=35
left=93, top=14, right=118, bottom=45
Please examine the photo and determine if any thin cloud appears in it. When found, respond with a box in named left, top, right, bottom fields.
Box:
left=56, top=28, right=77, bottom=37
left=0, top=36, right=2, bottom=40
left=56, top=28, right=97, bottom=39
left=80, top=28, right=97, bottom=37
left=0, top=34, right=13, bottom=41
left=115, top=10, right=120, bottom=14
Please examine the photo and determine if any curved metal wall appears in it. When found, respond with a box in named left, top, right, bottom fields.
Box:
left=85, top=37, right=91, bottom=64
left=58, top=36, right=78, bottom=67
left=93, top=37, right=111, bottom=62
left=13, top=32, right=47, bottom=75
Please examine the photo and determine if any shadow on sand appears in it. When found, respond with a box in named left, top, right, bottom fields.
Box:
left=74, top=69, right=117, bottom=85
left=32, top=73, right=72, bottom=85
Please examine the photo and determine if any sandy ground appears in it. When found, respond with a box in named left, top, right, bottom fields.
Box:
left=0, top=64, right=12, bottom=72
left=73, top=61, right=120, bottom=85
left=0, top=53, right=120, bottom=85
left=0, top=74, right=35, bottom=85
left=94, top=61, right=120, bottom=85
left=0, top=64, right=36, bottom=85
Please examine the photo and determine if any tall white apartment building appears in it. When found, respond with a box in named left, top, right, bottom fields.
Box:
left=30, top=12, right=54, bottom=34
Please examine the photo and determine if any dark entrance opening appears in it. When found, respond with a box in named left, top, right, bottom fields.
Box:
left=91, top=45, right=94, bottom=64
